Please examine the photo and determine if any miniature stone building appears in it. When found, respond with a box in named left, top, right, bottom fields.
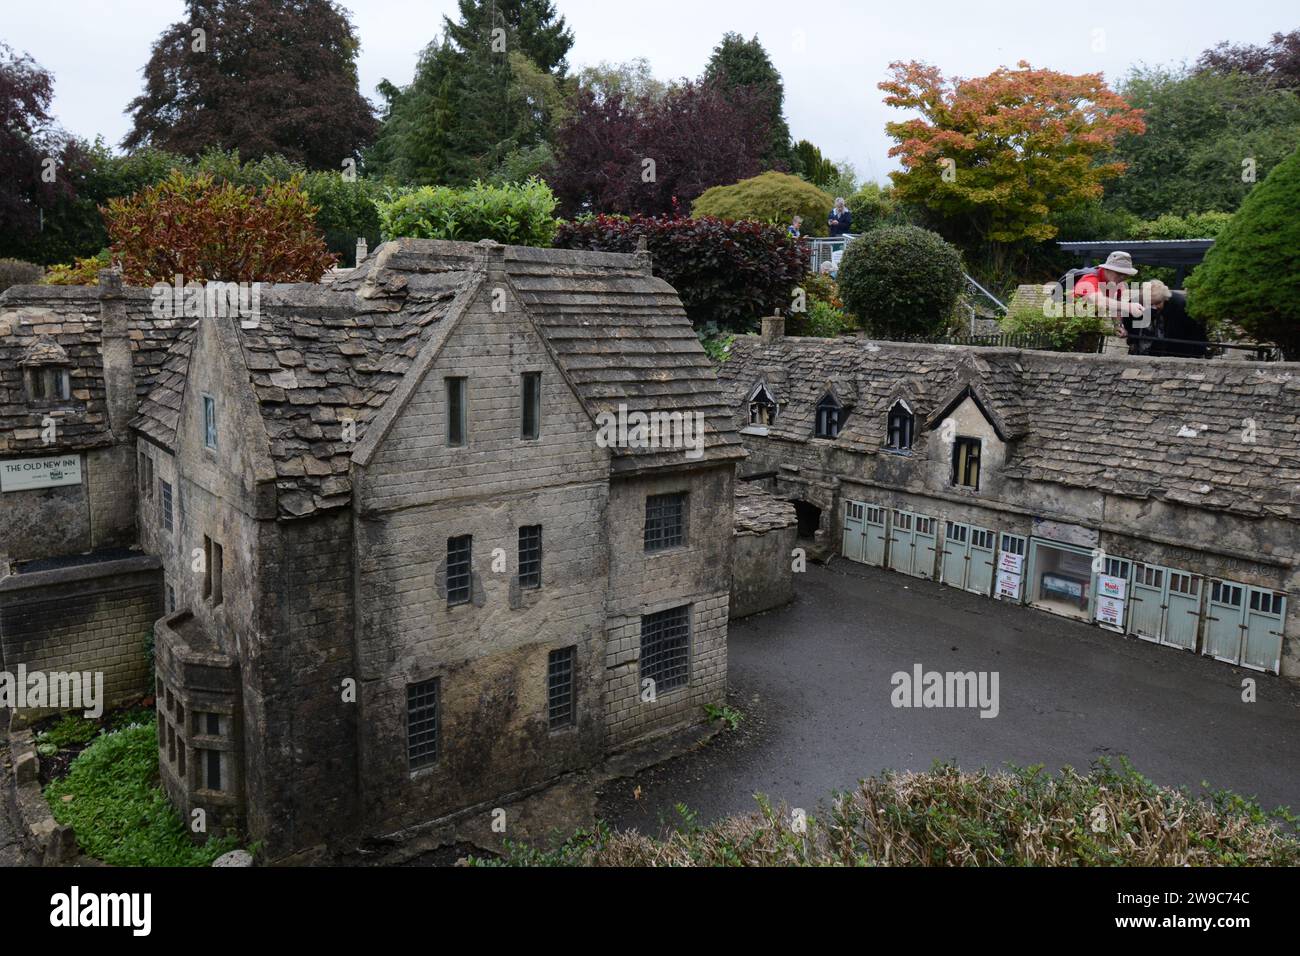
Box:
left=718, top=326, right=1300, bottom=678
left=730, top=482, right=797, bottom=619
left=1, top=240, right=742, bottom=857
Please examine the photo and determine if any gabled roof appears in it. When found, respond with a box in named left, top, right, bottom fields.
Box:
left=718, top=334, right=1300, bottom=520
left=130, top=239, right=741, bottom=518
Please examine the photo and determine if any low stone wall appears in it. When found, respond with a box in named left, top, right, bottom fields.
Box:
left=0, top=554, right=161, bottom=726
left=5, top=727, right=77, bottom=864
left=731, top=484, right=798, bottom=620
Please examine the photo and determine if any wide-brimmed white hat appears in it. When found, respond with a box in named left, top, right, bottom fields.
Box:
left=1100, top=251, right=1138, bottom=276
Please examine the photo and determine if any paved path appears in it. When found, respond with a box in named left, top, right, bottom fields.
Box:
left=602, top=561, right=1300, bottom=834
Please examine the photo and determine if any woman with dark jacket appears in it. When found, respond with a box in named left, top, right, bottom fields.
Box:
left=828, top=198, right=853, bottom=237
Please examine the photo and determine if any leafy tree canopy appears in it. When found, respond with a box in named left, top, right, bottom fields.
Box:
left=1106, top=64, right=1300, bottom=219
left=704, top=32, right=792, bottom=167
left=881, top=60, right=1145, bottom=258
left=124, top=0, right=378, bottom=170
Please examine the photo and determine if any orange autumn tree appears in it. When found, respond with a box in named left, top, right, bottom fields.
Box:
left=880, top=60, right=1145, bottom=268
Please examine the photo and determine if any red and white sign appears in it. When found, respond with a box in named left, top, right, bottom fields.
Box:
left=996, top=570, right=1022, bottom=601
left=1098, top=575, right=1128, bottom=601
left=998, top=552, right=1024, bottom=575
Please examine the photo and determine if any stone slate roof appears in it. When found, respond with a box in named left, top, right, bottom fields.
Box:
left=734, top=482, right=798, bottom=536
left=719, top=334, right=1300, bottom=520
left=0, top=287, right=188, bottom=455
left=130, top=239, right=740, bottom=519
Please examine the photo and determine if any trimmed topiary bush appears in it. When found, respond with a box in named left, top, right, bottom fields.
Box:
left=691, top=171, right=833, bottom=236
left=0, top=258, right=43, bottom=292
left=379, top=178, right=558, bottom=247
left=1185, top=147, right=1300, bottom=357
left=554, top=214, right=809, bottom=332
left=837, top=225, right=965, bottom=339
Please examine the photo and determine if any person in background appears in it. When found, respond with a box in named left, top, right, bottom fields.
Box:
left=788, top=215, right=803, bottom=239
left=828, top=198, right=853, bottom=237
left=1132, top=280, right=1208, bottom=358
left=1072, top=250, right=1144, bottom=335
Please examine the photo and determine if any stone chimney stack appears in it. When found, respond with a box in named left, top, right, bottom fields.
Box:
left=98, top=268, right=135, bottom=442
left=355, top=237, right=368, bottom=267
left=761, top=309, right=785, bottom=343
left=633, top=236, right=653, bottom=275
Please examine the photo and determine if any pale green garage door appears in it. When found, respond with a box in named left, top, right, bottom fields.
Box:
left=842, top=500, right=887, bottom=567
left=940, top=522, right=996, bottom=596
left=889, top=510, right=937, bottom=579
left=1129, top=564, right=1203, bottom=650
left=1204, top=581, right=1287, bottom=673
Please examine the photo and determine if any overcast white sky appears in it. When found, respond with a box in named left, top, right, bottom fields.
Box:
left=4, top=0, right=1294, bottom=183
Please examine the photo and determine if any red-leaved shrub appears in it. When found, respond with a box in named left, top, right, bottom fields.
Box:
left=103, top=170, right=337, bottom=284
left=554, top=214, right=809, bottom=332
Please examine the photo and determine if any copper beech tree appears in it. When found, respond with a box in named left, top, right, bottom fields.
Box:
left=103, top=171, right=337, bottom=285
left=880, top=60, right=1145, bottom=265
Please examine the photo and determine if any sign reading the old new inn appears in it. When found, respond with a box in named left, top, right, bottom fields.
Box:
left=0, top=454, right=83, bottom=492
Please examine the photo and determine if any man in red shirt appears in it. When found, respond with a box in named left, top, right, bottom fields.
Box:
left=1072, top=251, right=1147, bottom=335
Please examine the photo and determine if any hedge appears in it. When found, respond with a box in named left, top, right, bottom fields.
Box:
left=691, top=171, right=833, bottom=236
left=379, top=178, right=558, bottom=247
left=554, top=215, right=809, bottom=331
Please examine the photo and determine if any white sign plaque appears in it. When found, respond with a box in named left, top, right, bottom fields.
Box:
left=0, top=455, right=83, bottom=492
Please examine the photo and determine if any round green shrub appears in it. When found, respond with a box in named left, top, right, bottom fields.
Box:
left=691, top=171, right=833, bottom=236
left=837, top=226, right=965, bottom=339
left=1185, top=147, right=1300, bottom=357
left=845, top=183, right=903, bottom=233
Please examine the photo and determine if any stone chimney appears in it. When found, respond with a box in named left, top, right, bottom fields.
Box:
left=761, top=309, right=785, bottom=343
left=355, top=237, right=368, bottom=267
left=633, top=236, right=653, bottom=275
left=98, top=268, right=135, bottom=442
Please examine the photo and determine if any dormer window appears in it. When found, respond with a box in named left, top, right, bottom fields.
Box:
left=886, top=401, right=914, bottom=451
left=21, top=336, right=72, bottom=403
left=26, top=367, right=71, bottom=402
left=815, top=394, right=843, bottom=439
left=953, top=437, right=982, bottom=489
left=748, top=383, right=778, bottom=427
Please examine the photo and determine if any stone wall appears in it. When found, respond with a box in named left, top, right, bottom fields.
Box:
left=0, top=446, right=136, bottom=563
left=603, top=464, right=734, bottom=750
left=0, top=555, right=160, bottom=725
left=731, top=484, right=798, bottom=620
left=353, top=276, right=613, bottom=838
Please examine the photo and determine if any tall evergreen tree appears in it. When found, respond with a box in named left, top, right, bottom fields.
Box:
left=368, top=0, right=573, bottom=186
left=123, top=0, right=378, bottom=170
left=704, top=33, right=792, bottom=168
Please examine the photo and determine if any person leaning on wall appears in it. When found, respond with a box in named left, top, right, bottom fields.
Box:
left=1129, top=280, right=1208, bottom=358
